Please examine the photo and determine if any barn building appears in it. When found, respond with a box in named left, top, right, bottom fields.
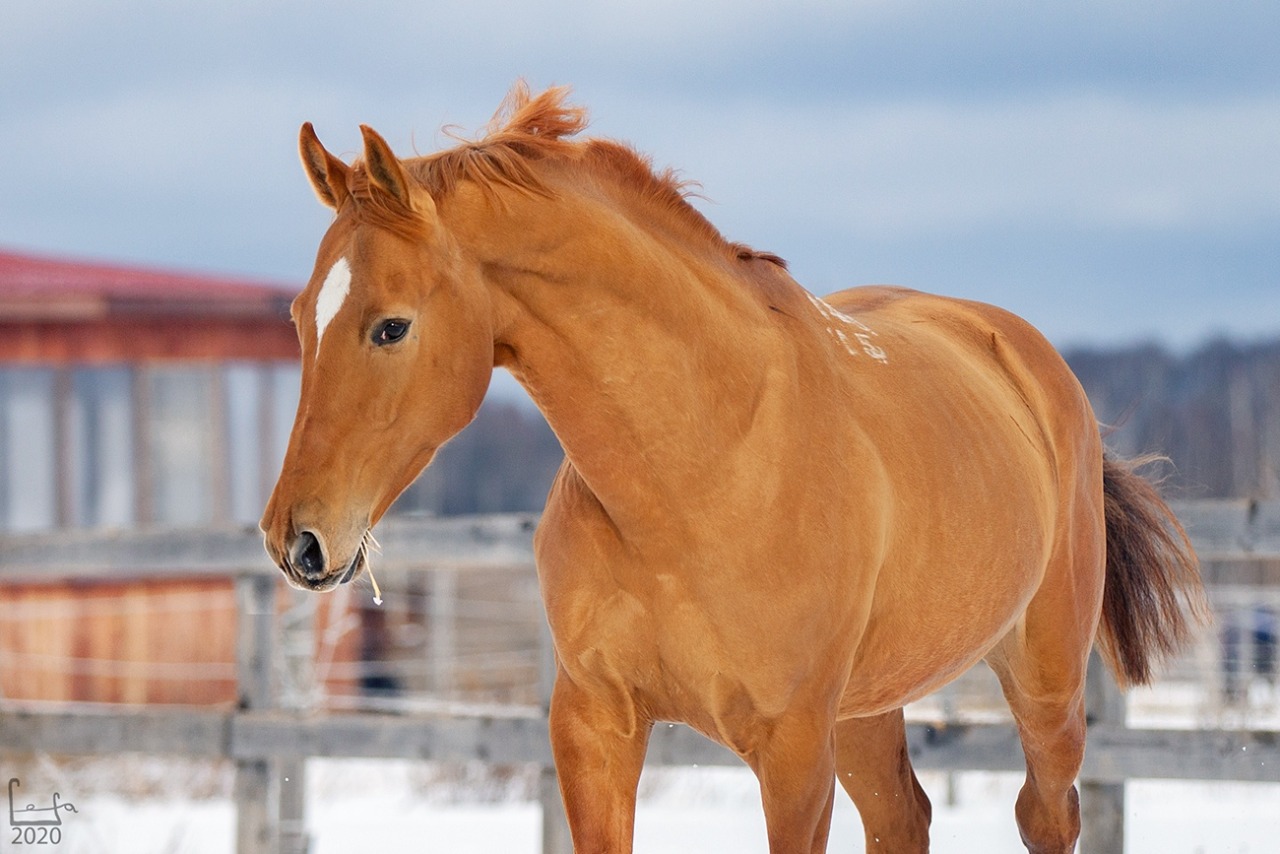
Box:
left=0, top=247, right=544, bottom=711
left=0, top=247, right=300, bottom=531
left=0, top=247, right=319, bottom=704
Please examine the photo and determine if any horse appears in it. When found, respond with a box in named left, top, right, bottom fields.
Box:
left=260, top=83, right=1207, bottom=853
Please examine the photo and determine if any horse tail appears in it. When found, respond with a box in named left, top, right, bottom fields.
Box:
left=1096, top=453, right=1209, bottom=688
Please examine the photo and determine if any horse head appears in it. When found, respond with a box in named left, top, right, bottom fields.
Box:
left=260, top=123, right=494, bottom=592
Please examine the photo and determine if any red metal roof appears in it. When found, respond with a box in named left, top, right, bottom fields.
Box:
left=0, top=247, right=298, bottom=321
left=0, top=248, right=302, bottom=362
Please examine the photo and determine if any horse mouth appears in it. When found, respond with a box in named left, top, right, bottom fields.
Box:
left=338, top=552, right=363, bottom=585
left=281, top=529, right=369, bottom=592
left=289, top=553, right=363, bottom=592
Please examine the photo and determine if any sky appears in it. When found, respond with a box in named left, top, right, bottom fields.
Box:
left=2, top=1, right=1278, bottom=351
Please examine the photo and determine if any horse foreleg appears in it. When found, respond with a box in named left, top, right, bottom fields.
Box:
left=745, top=714, right=838, bottom=854
left=548, top=672, right=651, bottom=853
left=835, top=709, right=932, bottom=852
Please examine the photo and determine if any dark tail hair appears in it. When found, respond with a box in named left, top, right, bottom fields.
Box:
left=1096, top=454, right=1210, bottom=688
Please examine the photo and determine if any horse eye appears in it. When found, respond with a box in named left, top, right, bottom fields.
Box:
left=373, top=319, right=410, bottom=345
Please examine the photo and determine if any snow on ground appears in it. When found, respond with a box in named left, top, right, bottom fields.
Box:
left=14, top=682, right=1279, bottom=852
left=35, top=762, right=1280, bottom=853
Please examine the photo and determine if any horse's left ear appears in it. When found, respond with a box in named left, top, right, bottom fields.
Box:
left=359, top=125, right=434, bottom=217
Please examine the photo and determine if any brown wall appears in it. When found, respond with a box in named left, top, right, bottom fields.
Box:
left=0, top=318, right=299, bottom=363
left=0, top=578, right=356, bottom=705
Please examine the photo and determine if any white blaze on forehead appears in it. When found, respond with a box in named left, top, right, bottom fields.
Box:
left=314, top=256, right=352, bottom=356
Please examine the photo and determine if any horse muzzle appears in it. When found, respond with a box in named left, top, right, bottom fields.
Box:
left=276, top=528, right=366, bottom=592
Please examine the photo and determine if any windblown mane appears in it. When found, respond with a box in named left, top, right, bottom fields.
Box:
left=411, top=82, right=588, bottom=200
left=361, top=82, right=786, bottom=268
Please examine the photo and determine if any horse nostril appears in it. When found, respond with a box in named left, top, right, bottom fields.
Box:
left=292, top=531, right=326, bottom=578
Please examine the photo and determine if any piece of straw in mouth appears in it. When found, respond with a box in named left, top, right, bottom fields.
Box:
left=362, top=530, right=384, bottom=606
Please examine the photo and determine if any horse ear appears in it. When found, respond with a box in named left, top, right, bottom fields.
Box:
left=299, top=123, right=351, bottom=210
left=359, top=125, right=431, bottom=215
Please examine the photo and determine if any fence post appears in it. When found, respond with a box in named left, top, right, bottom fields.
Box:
left=278, top=763, right=309, bottom=854
left=428, top=567, right=458, bottom=696
left=278, top=589, right=317, bottom=854
left=235, top=573, right=278, bottom=854
left=538, top=619, right=573, bottom=854
left=1080, top=650, right=1125, bottom=853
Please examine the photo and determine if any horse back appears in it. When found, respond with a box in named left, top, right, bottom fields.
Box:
left=826, top=285, right=1098, bottom=460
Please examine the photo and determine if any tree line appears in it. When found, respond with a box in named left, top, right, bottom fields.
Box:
left=1066, top=337, right=1280, bottom=499
left=397, top=336, right=1280, bottom=516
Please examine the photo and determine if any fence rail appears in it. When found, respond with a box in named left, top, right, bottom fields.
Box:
left=2, top=501, right=1279, bottom=853
left=1, top=702, right=1276, bottom=784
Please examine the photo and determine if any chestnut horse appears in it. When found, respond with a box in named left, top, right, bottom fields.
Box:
left=261, top=84, right=1206, bottom=853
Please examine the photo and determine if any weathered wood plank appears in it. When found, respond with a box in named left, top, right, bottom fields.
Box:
left=236, top=575, right=275, bottom=710
left=0, top=525, right=271, bottom=579
left=235, top=572, right=278, bottom=854
left=277, top=758, right=309, bottom=854
left=535, top=619, right=573, bottom=854
left=0, top=514, right=540, bottom=581
left=1081, top=651, right=1126, bottom=854
left=234, top=758, right=272, bottom=854
left=0, top=706, right=227, bottom=756
left=228, top=712, right=554, bottom=765
left=904, top=722, right=1027, bottom=774
left=538, top=763, right=573, bottom=854
left=3, top=501, right=1276, bottom=582
left=1084, top=725, right=1280, bottom=784
left=1172, top=499, right=1280, bottom=560
left=0, top=708, right=1276, bottom=784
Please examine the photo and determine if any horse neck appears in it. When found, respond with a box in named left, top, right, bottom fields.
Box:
left=453, top=181, right=795, bottom=530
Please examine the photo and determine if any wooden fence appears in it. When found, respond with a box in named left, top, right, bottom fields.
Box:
left=1, top=502, right=1278, bottom=853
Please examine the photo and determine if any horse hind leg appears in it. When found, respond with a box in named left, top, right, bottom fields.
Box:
left=987, top=660, right=1087, bottom=854
left=835, top=709, right=932, bottom=852
left=986, top=552, right=1101, bottom=854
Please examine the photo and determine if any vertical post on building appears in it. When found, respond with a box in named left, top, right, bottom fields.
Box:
left=235, top=573, right=278, bottom=854
left=208, top=365, right=232, bottom=525
left=130, top=365, right=154, bottom=525
left=538, top=618, right=572, bottom=854
left=1080, top=650, right=1126, bottom=853
left=53, top=366, right=76, bottom=527
left=256, top=364, right=277, bottom=514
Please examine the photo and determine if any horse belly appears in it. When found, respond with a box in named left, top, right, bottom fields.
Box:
left=837, top=614, right=1019, bottom=718
left=837, top=515, right=1051, bottom=717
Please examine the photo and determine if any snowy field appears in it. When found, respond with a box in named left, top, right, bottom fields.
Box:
left=6, top=683, right=1277, bottom=853
left=13, top=760, right=1279, bottom=854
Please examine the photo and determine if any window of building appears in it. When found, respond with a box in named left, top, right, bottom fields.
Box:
left=0, top=363, right=300, bottom=533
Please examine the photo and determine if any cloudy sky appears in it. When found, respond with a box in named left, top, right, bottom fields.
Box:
left=3, top=1, right=1277, bottom=350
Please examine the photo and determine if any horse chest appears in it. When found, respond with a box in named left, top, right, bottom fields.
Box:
left=543, top=555, right=856, bottom=731
left=545, top=569, right=711, bottom=688
left=536, top=463, right=870, bottom=727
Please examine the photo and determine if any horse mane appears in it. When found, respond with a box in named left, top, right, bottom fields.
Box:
left=411, top=82, right=587, bottom=200
left=363, top=82, right=786, bottom=269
